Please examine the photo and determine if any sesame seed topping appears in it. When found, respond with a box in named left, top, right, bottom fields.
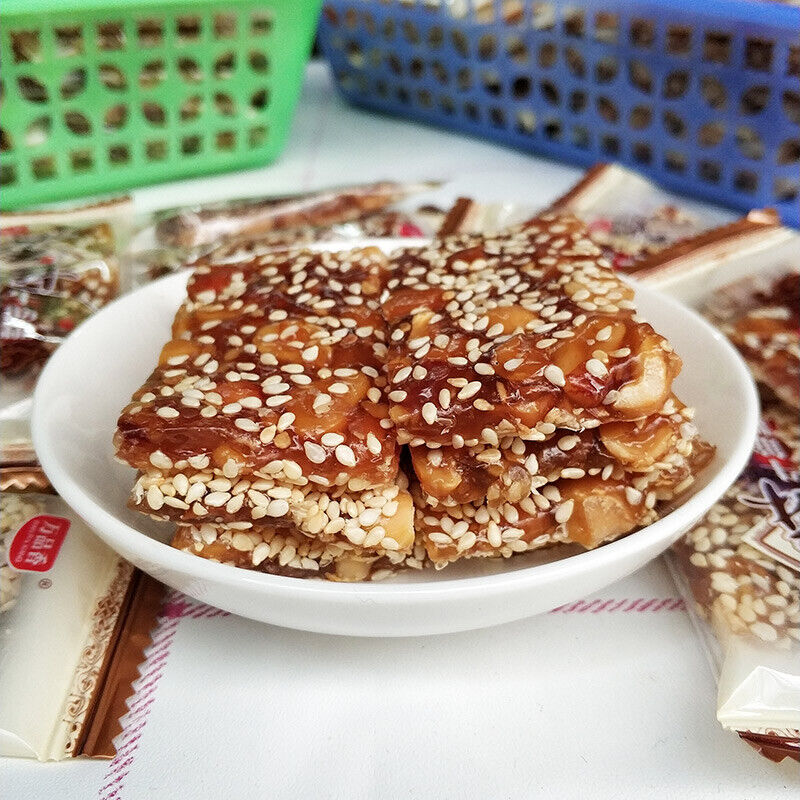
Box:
left=458, top=381, right=482, bottom=400
left=558, top=435, right=580, bottom=451
left=277, top=412, right=295, bottom=431
left=543, top=365, right=566, bottom=387
left=586, top=358, right=608, bottom=378
left=335, top=444, right=357, bottom=467
left=422, top=403, right=438, bottom=425
left=554, top=499, right=574, bottom=524
left=234, top=418, right=259, bottom=432
left=303, top=442, right=326, bottom=464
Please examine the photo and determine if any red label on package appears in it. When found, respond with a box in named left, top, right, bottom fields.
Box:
left=8, top=515, right=70, bottom=572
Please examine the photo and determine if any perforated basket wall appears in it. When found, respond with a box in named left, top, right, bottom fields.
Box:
left=0, top=0, right=321, bottom=209
left=318, top=0, right=800, bottom=226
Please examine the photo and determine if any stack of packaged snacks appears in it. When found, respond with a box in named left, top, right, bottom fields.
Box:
left=654, top=232, right=800, bottom=762
left=0, top=198, right=132, bottom=488
left=0, top=198, right=161, bottom=761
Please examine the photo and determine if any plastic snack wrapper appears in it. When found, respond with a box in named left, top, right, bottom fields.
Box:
left=434, top=196, right=537, bottom=237
left=127, top=180, right=443, bottom=284
left=0, top=490, right=165, bottom=760
left=704, top=268, right=799, bottom=411
left=193, top=204, right=448, bottom=269
left=662, top=240, right=800, bottom=762
left=668, top=404, right=800, bottom=763
left=0, top=198, right=133, bottom=484
left=631, top=205, right=796, bottom=310
left=546, top=163, right=780, bottom=274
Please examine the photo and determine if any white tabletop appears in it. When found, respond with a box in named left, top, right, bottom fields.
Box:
left=1, top=63, right=797, bottom=798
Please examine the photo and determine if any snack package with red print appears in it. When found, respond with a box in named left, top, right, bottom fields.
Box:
left=0, top=490, right=164, bottom=761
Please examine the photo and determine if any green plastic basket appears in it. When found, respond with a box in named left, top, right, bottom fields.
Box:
left=0, top=0, right=321, bottom=209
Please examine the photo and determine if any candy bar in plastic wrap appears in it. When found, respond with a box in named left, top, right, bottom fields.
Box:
left=0, top=491, right=164, bottom=760
left=629, top=205, right=796, bottom=310
left=667, top=257, right=800, bottom=762
left=669, top=407, right=799, bottom=763
left=434, top=196, right=537, bottom=238
left=128, top=181, right=442, bottom=284
left=546, top=163, right=775, bottom=275
left=0, top=198, right=132, bottom=483
left=705, top=269, right=800, bottom=410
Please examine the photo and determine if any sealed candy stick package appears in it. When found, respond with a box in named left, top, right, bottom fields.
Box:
left=0, top=491, right=164, bottom=760
left=546, top=163, right=778, bottom=275
left=128, top=181, right=443, bottom=284
left=0, top=198, right=132, bottom=481
left=151, top=180, right=439, bottom=249
left=704, top=269, right=800, bottom=411
left=657, top=232, right=800, bottom=762
left=669, top=407, right=800, bottom=762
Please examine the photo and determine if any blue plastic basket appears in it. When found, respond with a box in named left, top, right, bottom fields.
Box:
left=318, top=0, right=800, bottom=226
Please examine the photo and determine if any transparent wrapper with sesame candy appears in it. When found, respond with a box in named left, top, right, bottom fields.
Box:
left=704, top=268, right=800, bottom=411
left=127, top=180, right=443, bottom=285
left=665, top=255, right=800, bottom=761
left=632, top=220, right=799, bottom=397
left=115, top=245, right=418, bottom=579
left=0, top=490, right=164, bottom=760
left=546, top=163, right=771, bottom=275
left=667, top=406, right=800, bottom=763
left=383, top=211, right=714, bottom=566
left=0, top=198, right=133, bottom=485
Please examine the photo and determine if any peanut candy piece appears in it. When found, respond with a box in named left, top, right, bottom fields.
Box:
left=383, top=213, right=682, bottom=447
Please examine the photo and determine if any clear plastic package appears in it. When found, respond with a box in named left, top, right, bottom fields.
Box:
left=666, top=259, right=799, bottom=763
left=128, top=181, right=442, bottom=284
left=0, top=198, right=133, bottom=482
left=548, top=163, right=753, bottom=273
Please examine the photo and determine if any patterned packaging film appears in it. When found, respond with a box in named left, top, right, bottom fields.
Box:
left=669, top=407, right=800, bottom=763
left=0, top=491, right=165, bottom=760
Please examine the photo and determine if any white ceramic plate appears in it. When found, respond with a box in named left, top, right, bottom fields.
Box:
left=32, top=240, right=758, bottom=637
